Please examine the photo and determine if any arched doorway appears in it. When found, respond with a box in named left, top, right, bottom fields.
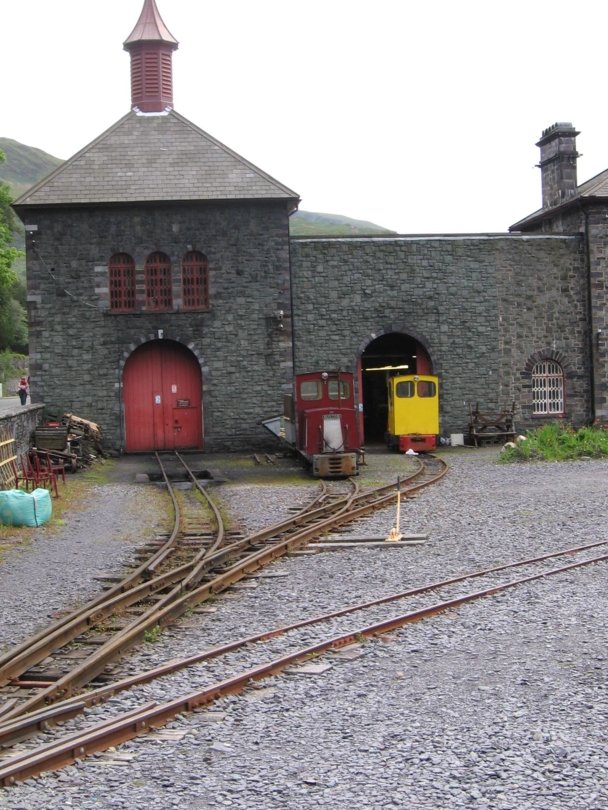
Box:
left=360, top=332, right=432, bottom=442
left=123, top=340, right=203, bottom=451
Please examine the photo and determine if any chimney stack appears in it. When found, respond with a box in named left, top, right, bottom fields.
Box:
left=536, top=122, right=580, bottom=209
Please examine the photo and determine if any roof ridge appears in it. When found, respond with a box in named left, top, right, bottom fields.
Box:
left=169, top=110, right=299, bottom=199
left=12, top=113, right=134, bottom=206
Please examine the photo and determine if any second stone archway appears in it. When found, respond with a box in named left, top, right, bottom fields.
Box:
left=359, top=332, right=432, bottom=442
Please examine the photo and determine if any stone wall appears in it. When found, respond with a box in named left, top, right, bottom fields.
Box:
left=290, top=233, right=588, bottom=437
left=514, top=200, right=608, bottom=424
left=24, top=201, right=293, bottom=452
left=0, top=405, right=45, bottom=459
left=22, top=200, right=593, bottom=452
left=582, top=209, right=608, bottom=421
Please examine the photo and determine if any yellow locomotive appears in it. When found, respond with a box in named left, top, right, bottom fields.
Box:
left=386, top=374, right=439, bottom=453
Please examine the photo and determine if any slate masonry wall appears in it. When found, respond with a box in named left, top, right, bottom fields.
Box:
left=25, top=201, right=293, bottom=451
left=290, top=234, right=589, bottom=437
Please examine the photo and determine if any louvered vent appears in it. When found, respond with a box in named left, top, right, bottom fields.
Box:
left=130, top=53, right=143, bottom=101
left=124, top=1, right=178, bottom=112
left=160, top=52, right=173, bottom=99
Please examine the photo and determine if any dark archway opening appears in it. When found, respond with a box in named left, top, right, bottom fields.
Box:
left=361, top=332, right=431, bottom=442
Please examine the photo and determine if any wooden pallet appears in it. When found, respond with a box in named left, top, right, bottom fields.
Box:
left=468, top=402, right=516, bottom=447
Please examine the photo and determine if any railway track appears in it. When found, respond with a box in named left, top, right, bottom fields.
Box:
left=0, top=453, right=446, bottom=726
left=0, top=534, right=606, bottom=785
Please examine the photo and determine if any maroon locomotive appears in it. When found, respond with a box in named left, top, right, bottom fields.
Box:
left=264, top=370, right=362, bottom=477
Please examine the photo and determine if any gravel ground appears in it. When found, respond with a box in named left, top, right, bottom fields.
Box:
left=0, top=448, right=607, bottom=809
left=0, top=483, right=168, bottom=649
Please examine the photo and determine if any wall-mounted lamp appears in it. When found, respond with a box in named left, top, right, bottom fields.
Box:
left=266, top=310, right=288, bottom=336
left=158, top=329, right=164, bottom=340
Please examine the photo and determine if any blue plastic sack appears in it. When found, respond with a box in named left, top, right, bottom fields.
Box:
left=0, top=488, right=53, bottom=527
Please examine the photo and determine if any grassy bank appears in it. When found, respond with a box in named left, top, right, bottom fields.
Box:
left=499, top=424, right=608, bottom=462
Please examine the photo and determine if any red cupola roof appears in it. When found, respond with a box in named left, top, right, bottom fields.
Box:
left=123, top=0, right=178, bottom=113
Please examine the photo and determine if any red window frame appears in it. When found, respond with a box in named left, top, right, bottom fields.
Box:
left=108, top=253, right=136, bottom=312
left=145, top=252, right=173, bottom=311
left=182, top=251, right=209, bottom=310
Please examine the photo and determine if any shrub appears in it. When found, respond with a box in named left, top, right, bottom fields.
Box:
left=0, top=349, right=27, bottom=385
left=499, top=423, right=608, bottom=462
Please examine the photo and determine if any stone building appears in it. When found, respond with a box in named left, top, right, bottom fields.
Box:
left=510, top=122, right=608, bottom=428
left=14, top=0, right=297, bottom=452
left=12, top=0, right=608, bottom=451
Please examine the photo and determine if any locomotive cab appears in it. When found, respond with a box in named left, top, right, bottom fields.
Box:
left=294, top=371, right=360, bottom=477
left=387, top=374, right=439, bottom=453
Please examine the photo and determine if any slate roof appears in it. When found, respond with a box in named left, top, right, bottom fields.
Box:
left=574, top=167, right=608, bottom=198
left=510, top=167, right=608, bottom=231
left=13, top=110, right=300, bottom=209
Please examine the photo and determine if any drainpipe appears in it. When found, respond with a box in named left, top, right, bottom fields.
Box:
left=287, top=223, right=297, bottom=379
left=582, top=206, right=596, bottom=423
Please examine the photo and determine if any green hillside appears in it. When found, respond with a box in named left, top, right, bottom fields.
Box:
left=0, top=138, right=62, bottom=198
left=289, top=210, right=395, bottom=236
left=0, top=138, right=394, bottom=236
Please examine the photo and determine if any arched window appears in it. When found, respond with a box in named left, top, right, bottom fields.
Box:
left=182, top=251, right=209, bottom=310
left=108, top=253, right=135, bottom=312
left=145, top=252, right=173, bottom=311
left=532, top=360, right=564, bottom=415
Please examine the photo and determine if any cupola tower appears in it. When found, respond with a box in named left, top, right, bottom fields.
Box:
left=123, top=0, right=178, bottom=112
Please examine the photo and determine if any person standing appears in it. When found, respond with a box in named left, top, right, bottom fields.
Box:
left=17, top=377, right=28, bottom=406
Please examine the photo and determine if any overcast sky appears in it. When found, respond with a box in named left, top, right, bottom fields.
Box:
left=3, top=0, right=607, bottom=233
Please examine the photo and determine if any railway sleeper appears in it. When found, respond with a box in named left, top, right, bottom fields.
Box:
left=75, top=635, right=116, bottom=645
left=19, top=669, right=64, bottom=683
left=88, top=672, right=116, bottom=686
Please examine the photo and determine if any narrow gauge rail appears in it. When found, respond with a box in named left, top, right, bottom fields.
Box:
left=0, top=451, right=227, bottom=720
left=0, top=451, right=220, bottom=687
left=0, top=455, right=446, bottom=725
left=0, top=537, right=606, bottom=785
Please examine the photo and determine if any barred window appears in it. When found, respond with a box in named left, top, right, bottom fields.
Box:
left=145, top=252, right=172, bottom=311
left=182, top=251, right=209, bottom=310
left=532, top=361, right=564, bottom=415
left=108, top=253, right=136, bottom=312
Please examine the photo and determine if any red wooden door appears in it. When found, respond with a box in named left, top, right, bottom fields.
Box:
left=123, top=341, right=203, bottom=451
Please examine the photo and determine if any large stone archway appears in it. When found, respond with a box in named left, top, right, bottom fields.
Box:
left=359, top=331, right=432, bottom=442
